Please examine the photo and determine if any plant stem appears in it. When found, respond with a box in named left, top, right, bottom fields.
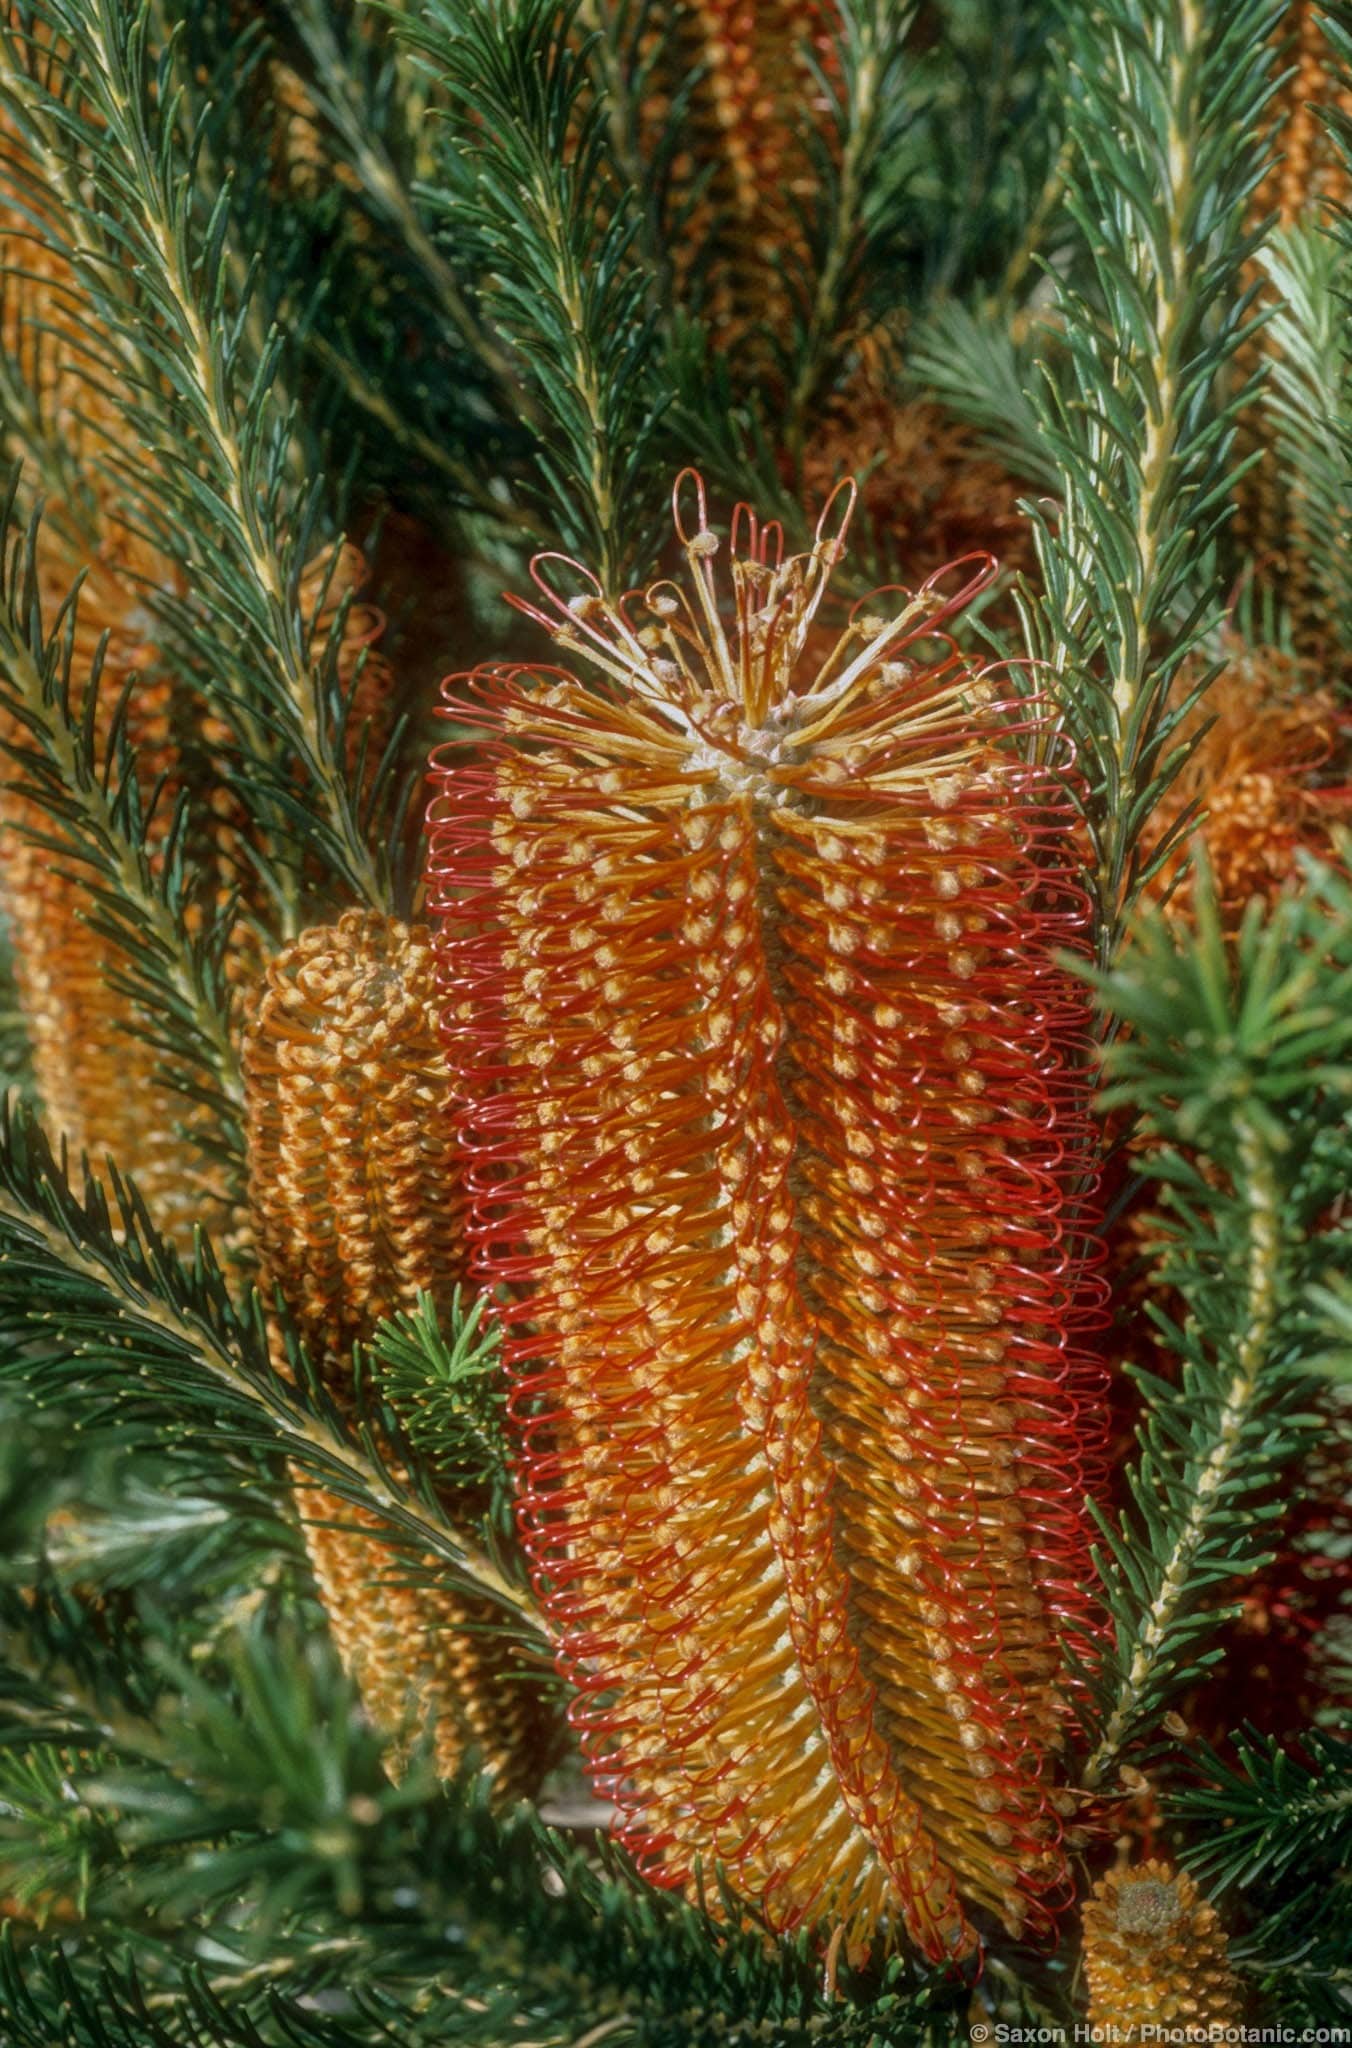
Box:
left=1081, top=1115, right=1281, bottom=1791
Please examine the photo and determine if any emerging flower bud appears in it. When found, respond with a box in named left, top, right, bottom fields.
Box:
left=1082, top=1860, right=1241, bottom=2036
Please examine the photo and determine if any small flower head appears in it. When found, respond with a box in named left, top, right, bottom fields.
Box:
left=1082, top=1860, right=1241, bottom=2036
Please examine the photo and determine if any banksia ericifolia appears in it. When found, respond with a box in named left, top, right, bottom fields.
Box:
left=641, top=0, right=834, bottom=355
left=243, top=911, right=554, bottom=1798
left=1081, top=1860, right=1242, bottom=2037
left=428, top=474, right=1108, bottom=1962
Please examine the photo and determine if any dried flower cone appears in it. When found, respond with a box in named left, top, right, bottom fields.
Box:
left=429, top=474, right=1108, bottom=1962
left=1141, top=643, right=1349, bottom=924
left=1082, top=1861, right=1241, bottom=2038
left=243, top=912, right=551, bottom=1799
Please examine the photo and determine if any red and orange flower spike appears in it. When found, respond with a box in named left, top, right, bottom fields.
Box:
left=427, top=474, right=1107, bottom=1963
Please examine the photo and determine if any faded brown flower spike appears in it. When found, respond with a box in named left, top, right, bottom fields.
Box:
left=243, top=911, right=554, bottom=1798
left=1142, top=641, right=1349, bottom=925
left=428, top=473, right=1108, bottom=1962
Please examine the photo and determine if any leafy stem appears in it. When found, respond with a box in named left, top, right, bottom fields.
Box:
left=0, top=1105, right=546, bottom=1644
left=1081, top=1115, right=1282, bottom=1791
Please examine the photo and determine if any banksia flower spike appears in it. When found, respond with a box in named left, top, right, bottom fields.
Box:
left=1250, top=3, right=1352, bottom=234
left=644, top=1, right=834, bottom=352
left=243, top=911, right=554, bottom=1799
left=1081, top=1860, right=1242, bottom=2038
left=0, top=79, right=241, bottom=1244
left=1233, top=5, right=1352, bottom=648
left=0, top=538, right=235, bottom=1246
left=428, top=473, right=1108, bottom=1963
left=244, top=914, right=463, bottom=1357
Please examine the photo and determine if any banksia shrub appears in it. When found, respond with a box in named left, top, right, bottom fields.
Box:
left=428, top=474, right=1107, bottom=1963
left=1082, top=1860, right=1242, bottom=2037
left=243, top=912, right=553, bottom=1798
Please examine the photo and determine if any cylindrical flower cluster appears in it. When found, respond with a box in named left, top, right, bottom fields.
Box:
left=644, top=2, right=833, bottom=351
left=428, top=476, right=1107, bottom=1961
left=0, top=97, right=398, bottom=1235
left=243, top=911, right=553, bottom=1798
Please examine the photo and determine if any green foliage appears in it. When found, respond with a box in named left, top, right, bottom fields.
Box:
left=0, top=1097, right=539, bottom=1640
left=0, top=488, right=244, bottom=1186
left=1169, top=1725, right=1352, bottom=2021
left=904, top=299, right=1061, bottom=492
left=400, top=0, right=666, bottom=589
left=1306, top=1273, right=1352, bottom=1383
left=0, top=938, right=29, bottom=1096
left=783, top=0, right=917, bottom=460
left=270, top=0, right=530, bottom=531
left=1018, top=0, right=1279, bottom=959
left=1257, top=224, right=1352, bottom=657
left=0, top=1586, right=970, bottom=2047
left=367, top=1287, right=510, bottom=1509
left=1078, top=859, right=1352, bottom=1788
left=0, top=0, right=397, bottom=916
left=902, top=0, right=1066, bottom=303
left=1173, top=1723, right=1352, bottom=1895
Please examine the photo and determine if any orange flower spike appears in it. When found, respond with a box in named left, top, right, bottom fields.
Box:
left=1141, top=643, right=1351, bottom=926
left=242, top=913, right=464, bottom=1361
left=1250, top=2, right=1352, bottom=232
left=428, top=474, right=1108, bottom=1962
left=243, top=912, right=556, bottom=1800
left=648, top=0, right=835, bottom=348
